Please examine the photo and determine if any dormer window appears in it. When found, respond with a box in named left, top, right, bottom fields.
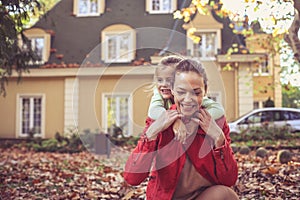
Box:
left=22, top=28, right=51, bottom=64
left=146, top=0, right=177, bottom=14
left=254, top=56, right=270, bottom=76
left=187, top=30, right=221, bottom=61
left=73, top=0, right=105, bottom=17
left=101, top=24, right=136, bottom=63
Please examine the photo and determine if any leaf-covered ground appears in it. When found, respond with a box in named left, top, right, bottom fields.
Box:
left=0, top=146, right=299, bottom=200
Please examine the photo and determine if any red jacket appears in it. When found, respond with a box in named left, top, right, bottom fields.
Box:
left=123, top=107, right=238, bottom=200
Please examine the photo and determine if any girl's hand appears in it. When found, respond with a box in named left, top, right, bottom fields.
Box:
left=146, top=110, right=180, bottom=140
left=173, top=119, right=187, bottom=144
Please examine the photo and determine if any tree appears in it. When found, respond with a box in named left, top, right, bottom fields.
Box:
left=0, top=0, right=43, bottom=96
left=284, top=0, right=300, bottom=63
left=174, top=0, right=299, bottom=63
left=282, top=83, right=300, bottom=108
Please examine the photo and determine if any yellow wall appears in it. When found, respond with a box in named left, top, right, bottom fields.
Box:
left=78, top=74, right=153, bottom=136
left=0, top=77, right=65, bottom=138
left=221, top=69, right=237, bottom=121
left=253, top=76, right=274, bottom=102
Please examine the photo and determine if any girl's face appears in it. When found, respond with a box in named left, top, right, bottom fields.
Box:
left=172, top=71, right=206, bottom=118
left=155, top=67, right=175, bottom=100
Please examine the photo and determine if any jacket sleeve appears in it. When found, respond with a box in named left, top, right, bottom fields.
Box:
left=148, top=87, right=166, bottom=120
left=202, top=97, right=225, bottom=120
left=123, top=118, right=158, bottom=186
left=212, top=117, right=238, bottom=186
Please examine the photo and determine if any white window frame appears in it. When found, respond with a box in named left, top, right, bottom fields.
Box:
left=22, top=28, right=51, bottom=65
left=146, top=0, right=176, bottom=14
left=16, top=94, right=46, bottom=138
left=102, top=93, right=133, bottom=136
left=28, top=36, right=46, bottom=64
left=253, top=58, right=270, bottom=76
left=102, top=30, right=135, bottom=63
left=253, top=101, right=264, bottom=109
left=73, top=0, right=105, bottom=17
left=187, top=29, right=221, bottom=61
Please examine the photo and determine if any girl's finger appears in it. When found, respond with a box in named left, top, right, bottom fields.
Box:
left=191, top=118, right=200, bottom=124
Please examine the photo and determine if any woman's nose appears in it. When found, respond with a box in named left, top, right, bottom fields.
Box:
left=183, top=93, right=193, bottom=102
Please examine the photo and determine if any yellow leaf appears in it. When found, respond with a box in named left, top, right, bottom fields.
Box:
left=173, top=10, right=183, bottom=19
left=188, top=28, right=196, bottom=35
left=122, top=190, right=135, bottom=200
left=192, top=36, right=201, bottom=44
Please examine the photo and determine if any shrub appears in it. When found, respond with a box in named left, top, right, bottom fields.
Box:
left=231, top=125, right=296, bottom=142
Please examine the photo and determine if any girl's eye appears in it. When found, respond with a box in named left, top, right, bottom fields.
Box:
left=157, top=78, right=163, bottom=83
left=166, top=78, right=173, bottom=83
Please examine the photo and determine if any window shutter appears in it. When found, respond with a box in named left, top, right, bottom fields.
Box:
left=145, top=0, right=150, bottom=12
left=99, top=0, right=105, bottom=14
left=73, top=0, right=78, bottom=15
left=172, top=0, right=177, bottom=12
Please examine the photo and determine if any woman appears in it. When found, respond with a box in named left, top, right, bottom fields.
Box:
left=123, top=58, right=238, bottom=200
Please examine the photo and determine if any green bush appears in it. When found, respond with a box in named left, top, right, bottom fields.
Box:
left=21, top=128, right=140, bottom=153
left=231, top=125, right=297, bottom=142
left=26, top=131, right=85, bottom=153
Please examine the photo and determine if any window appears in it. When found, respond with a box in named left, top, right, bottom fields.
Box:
left=193, top=32, right=216, bottom=59
left=17, top=94, right=45, bottom=138
left=253, top=101, right=264, bottom=109
left=103, top=94, right=132, bottom=136
left=106, top=33, right=131, bottom=62
left=253, top=101, right=259, bottom=109
left=290, top=111, right=300, bottom=120
left=146, top=0, right=176, bottom=14
left=246, top=112, right=265, bottom=123
left=73, top=0, right=105, bottom=16
left=30, top=37, right=44, bottom=62
left=187, top=30, right=220, bottom=60
left=22, top=28, right=51, bottom=64
left=102, top=25, right=136, bottom=63
left=254, top=57, right=270, bottom=76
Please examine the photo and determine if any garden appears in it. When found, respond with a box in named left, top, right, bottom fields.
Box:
left=1, top=126, right=300, bottom=199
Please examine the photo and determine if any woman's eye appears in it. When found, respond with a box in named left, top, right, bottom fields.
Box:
left=176, top=91, right=185, bottom=95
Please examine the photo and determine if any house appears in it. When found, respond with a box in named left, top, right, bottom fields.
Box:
left=0, top=0, right=281, bottom=139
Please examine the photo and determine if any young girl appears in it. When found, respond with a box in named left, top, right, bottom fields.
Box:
left=148, top=55, right=225, bottom=142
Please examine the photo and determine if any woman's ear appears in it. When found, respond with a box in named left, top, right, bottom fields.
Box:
left=171, top=89, right=175, bottom=96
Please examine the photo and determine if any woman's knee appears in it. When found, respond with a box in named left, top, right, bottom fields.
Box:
left=197, top=185, right=239, bottom=200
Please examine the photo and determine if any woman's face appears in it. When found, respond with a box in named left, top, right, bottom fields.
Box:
left=155, top=67, right=175, bottom=100
left=172, top=71, right=205, bottom=118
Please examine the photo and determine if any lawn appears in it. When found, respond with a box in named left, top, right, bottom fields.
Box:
left=0, top=142, right=299, bottom=199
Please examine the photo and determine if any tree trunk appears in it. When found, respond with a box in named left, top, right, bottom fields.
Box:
left=284, top=1, right=300, bottom=63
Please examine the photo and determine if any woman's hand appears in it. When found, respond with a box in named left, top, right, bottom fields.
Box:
left=191, top=109, right=225, bottom=148
left=146, top=110, right=180, bottom=140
